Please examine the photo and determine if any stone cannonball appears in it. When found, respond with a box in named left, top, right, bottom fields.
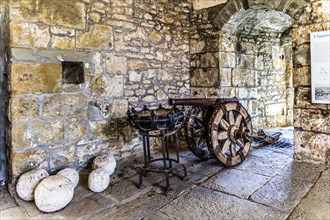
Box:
left=57, top=168, right=79, bottom=188
left=34, top=175, right=74, bottom=213
left=88, top=168, right=110, bottom=193
left=92, top=154, right=116, bottom=175
left=16, top=168, right=49, bottom=201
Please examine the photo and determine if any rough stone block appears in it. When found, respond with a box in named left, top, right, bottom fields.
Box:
left=11, top=1, right=86, bottom=29
left=66, top=117, right=86, bottom=141
left=190, top=39, right=206, bottom=54
left=10, top=63, right=62, bottom=95
left=76, top=143, right=109, bottom=167
left=200, top=53, right=219, bottom=68
left=52, top=36, right=75, bottom=50
left=10, top=22, right=50, bottom=48
left=190, top=68, right=219, bottom=87
left=77, top=24, right=113, bottom=50
left=311, top=1, right=330, bottom=23
left=104, top=75, right=124, bottom=97
left=293, top=67, right=311, bottom=86
left=294, top=130, right=330, bottom=163
left=265, top=103, right=286, bottom=116
left=10, top=150, right=49, bottom=177
left=49, top=146, right=75, bottom=169
left=219, top=68, right=231, bottom=86
left=293, top=44, right=310, bottom=66
left=294, top=108, right=330, bottom=133
left=105, top=54, right=127, bottom=75
left=43, top=94, right=86, bottom=117
left=128, top=59, right=150, bottom=70
left=10, top=96, right=39, bottom=121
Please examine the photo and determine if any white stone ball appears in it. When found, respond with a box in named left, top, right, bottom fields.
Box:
left=16, top=168, right=49, bottom=201
left=88, top=168, right=110, bottom=193
left=34, top=175, right=74, bottom=213
left=57, top=168, right=79, bottom=188
left=92, top=154, right=116, bottom=175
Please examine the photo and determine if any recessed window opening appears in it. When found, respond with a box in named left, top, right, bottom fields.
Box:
left=62, top=61, right=84, bottom=84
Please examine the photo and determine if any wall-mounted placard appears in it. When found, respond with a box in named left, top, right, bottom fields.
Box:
left=310, top=30, right=330, bottom=104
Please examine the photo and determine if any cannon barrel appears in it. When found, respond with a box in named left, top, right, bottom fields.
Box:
left=168, top=98, right=239, bottom=107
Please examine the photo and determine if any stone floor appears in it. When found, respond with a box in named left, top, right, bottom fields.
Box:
left=1, top=127, right=329, bottom=220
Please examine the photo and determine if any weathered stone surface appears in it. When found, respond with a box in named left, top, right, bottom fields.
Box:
left=190, top=68, right=219, bottom=87
left=11, top=0, right=86, bottom=29
left=159, top=186, right=286, bottom=220
left=10, top=63, right=62, bottom=95
left=92, top=154, right=116, bottom=175
left=43, top=94, right=86, bottom=117
left=49, top=146, right=75, bottom=169
left=278, top=162, right=325, bottom=182
left=57, top=168, right=79, bottom=188
left=16, top=168, right=49, bottom=201
left=35, top=175, right=74, bottom=213
left=294, top=130, right=330, bottom=163
left=88, top=168, right=110, bottom=193
left=11, top=120, right=64, bottom=150
left=52, top=36, right=75, bottom=50
left=288, top=168, right=330, bottom=220
left=190, top=39, right=206, bottom=53
left=105, top=54, right=127, bottom=75
left=128, top=59, right=150, bottom=70
left=311, top=1, right=330, bottom=23
left=10, top=22, right=50, bottom=48
left=10, top=96, right=39, bottom=121
left=235, top=152, right=292, bottom=177
left=76, top=143, right=109, bottom=167
left=293, top=66, right=310, bottom=86
left=77, top=24, right=113, bottom=50
left=111, top=99, right=128, bottom=118
left=294, top=108, right=330, bottom=133
left=66, top=117, right=86, bottom=142
left=265, top=103, right=286, bottom=116
left=10, top=150, right=49, bottom=177
left=251, top=174, right=313, bottom=211
left=202, top=169, right=270, bottom=199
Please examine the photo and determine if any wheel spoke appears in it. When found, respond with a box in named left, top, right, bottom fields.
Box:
left=218, top=131, right=228, bottom=140
left=220, top=119, right=230, bottom=130
left=195, top=117, right=204, bottom=127
left=193, top=128, right=204, bottom=137
left=221, top=139, right=231, bottom=153
left=230, top=143, right=237, bottom=156
left=229, top=111, right=235, bottom=125
left=235, top=114, right=243, bottom=128
left=197, top=138, right=206, bottom=148
left=237, top=139, right=245, bottom=149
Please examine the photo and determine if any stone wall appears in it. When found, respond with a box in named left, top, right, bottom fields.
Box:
left=190, top=5, right=224, bottom=98
left=218, top=33, right=293, bottom=128
left=5, top=0, right=191, bottom=185
left=292, top=0, right=330, bottom=163
left=190, top=4, right=293, bottom=128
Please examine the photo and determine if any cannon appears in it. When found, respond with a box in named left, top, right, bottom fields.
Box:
left=169, top=98, right=280, bottom=167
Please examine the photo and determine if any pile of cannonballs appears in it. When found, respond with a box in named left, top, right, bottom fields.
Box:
left=16, top=154, right=116, bottom=213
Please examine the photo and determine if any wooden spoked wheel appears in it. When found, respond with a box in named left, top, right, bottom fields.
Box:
left=209, top=102, right=253, bottom=166
left=184, top=107, right=213, bottom=160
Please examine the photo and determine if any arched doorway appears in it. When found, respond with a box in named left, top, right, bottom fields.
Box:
left=190, top=0, right=330, bottom=163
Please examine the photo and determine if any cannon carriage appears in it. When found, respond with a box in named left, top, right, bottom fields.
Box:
left=169, top=98, right=279, bottom=167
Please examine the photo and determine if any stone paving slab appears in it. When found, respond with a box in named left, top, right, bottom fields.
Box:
left=0, top=206, right=28, bottom=220
left=101, top=174, right=156, bottom=204
left=202, top=168, right=270, bottom=199
left=234, top=152, right=292, bottom=177
left=156, top=186, right=287, bottom=220
left=278, top=161, right=325, bottom=182
left=250, top=174, right=314, bottom=212
left=0, top=187, right=17, bottom=211
left=289, top=168, right=330, bottom=220
left=86, top=177, right=195, bottom=220
left=187, top=159, right=224, bottom=184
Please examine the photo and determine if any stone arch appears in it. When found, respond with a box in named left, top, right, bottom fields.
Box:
left=212, top=0, right=311, bottom=30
